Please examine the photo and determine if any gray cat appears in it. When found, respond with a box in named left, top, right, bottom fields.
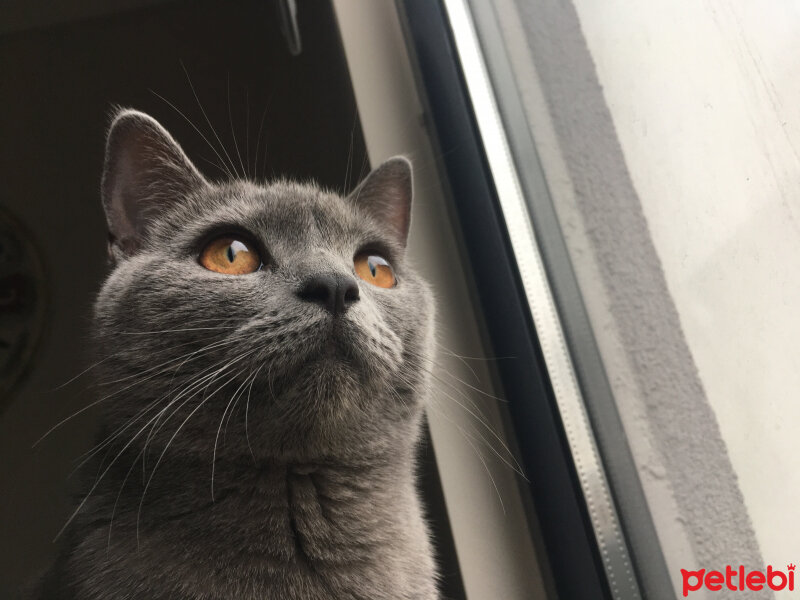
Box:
left=40, top=109, right=439, bottom=599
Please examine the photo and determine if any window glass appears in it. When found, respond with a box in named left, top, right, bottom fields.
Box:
left=492, top=0, right=800, bottom=593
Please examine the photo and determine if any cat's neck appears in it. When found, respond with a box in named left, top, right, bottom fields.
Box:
left=93, top=448, right=421, bottom=551
left=75, top=451, right=437, bottom=598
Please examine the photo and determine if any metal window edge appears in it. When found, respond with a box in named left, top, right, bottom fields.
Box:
left=461, top=0, right=676, bottom=597
left=439, top=0, right=642, bottom=597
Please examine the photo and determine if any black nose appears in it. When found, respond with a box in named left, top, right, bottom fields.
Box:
left=297, top=273, right=360, bottom=316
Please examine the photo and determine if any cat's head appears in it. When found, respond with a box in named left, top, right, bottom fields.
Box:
left=94, top=109, right=434, bottom=464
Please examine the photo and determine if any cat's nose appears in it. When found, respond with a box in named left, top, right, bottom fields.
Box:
left=297, top=273, right=360, bottom=316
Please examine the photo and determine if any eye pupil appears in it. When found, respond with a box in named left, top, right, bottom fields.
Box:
left=368, top=259, right=377, bottom=277
left=226, top=245, right=235, bottom=263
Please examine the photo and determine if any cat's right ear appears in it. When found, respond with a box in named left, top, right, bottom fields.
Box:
left=101, top=109, right=207, bottom=258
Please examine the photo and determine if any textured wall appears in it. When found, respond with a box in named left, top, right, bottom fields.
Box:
left=495, top=0, right=767, bottom=596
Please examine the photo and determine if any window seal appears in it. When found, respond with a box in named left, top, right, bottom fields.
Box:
left=396, top=0, right=640, bottom=597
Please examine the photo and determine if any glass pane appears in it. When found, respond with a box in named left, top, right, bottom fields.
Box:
left=489, top=0, right=800, bottom=594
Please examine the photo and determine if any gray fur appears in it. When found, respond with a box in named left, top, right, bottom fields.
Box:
left=47, top=110, right=438, bottom=599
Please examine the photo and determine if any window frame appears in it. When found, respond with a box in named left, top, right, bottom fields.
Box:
left=397, top=0, right=674, bottom=597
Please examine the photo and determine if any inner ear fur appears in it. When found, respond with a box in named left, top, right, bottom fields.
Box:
left=348, top=157, right=413, bottom=248
left=101, top=108, right=207, bottom=257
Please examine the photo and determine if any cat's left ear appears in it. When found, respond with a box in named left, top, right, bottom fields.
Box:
left=348, top=157, right=413, bottom=248
left=101, top=108, right=208, bottom=257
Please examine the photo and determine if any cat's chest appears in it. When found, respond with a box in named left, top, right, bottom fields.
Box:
left=72, top=469, right=436, bottom=599
left=132, top=469, right=390, bottom=564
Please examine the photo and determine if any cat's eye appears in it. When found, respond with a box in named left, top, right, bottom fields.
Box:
left=199, top=236, right=261, bottom=275
left=354, top=253, right=396, bottom=288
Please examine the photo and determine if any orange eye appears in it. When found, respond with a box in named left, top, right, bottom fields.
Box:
left=199, top=237, right=261, bottom=275
left=354, top=253, right=396, bottom=288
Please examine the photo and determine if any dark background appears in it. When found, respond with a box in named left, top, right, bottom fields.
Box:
left=0, top=1, right=462, bottom=596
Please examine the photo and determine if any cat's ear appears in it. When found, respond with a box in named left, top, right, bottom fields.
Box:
left=101, top=108, right=208, bottom=257
left=348, top=157, right=413, bottom=247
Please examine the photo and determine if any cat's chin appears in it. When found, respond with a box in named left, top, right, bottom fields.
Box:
left=289, top=316, right=386, bottom=374
left=298, top=341, right=368, bottom=385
